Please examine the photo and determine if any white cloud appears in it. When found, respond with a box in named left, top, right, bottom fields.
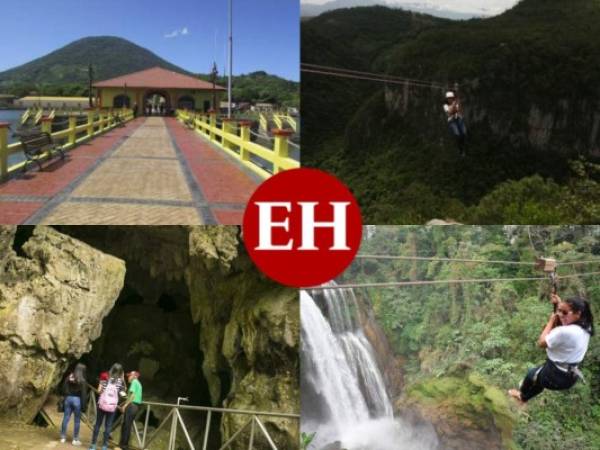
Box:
left=164, top=27, right=190, bottom=39
left=301, top=0, right=520, bottom=16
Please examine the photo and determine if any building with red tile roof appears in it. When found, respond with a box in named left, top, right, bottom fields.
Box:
left=93, top=66, right=226, bottom=115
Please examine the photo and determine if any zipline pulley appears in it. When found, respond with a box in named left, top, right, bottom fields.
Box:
left=535, top=257, right=558, bottom=311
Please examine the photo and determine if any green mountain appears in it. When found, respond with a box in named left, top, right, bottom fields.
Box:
left=0, top=36, right=188, bottom=93
left=301, top=1, right=600, bottom=223
left=205, top=71, right=299, bottom=107
left=0, top=36, right=299, bottom=106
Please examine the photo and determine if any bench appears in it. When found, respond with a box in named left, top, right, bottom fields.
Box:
left=20, top=132, right=65, bottom=172
left=112, top=114, right=125, bottom=128
left=183, top=116, right=196, bottom=129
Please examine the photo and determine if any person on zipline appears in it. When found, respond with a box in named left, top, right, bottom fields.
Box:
left=508, top=294, right=594, bottom=404
left=443, top=91, right=467, bottom=156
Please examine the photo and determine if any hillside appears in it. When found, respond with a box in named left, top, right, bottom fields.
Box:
left=0, top=36, right=299, bottom=106
left=203, top=71, right=299, bottom=107
left=301, top=0, right=600, bottom=223
left=0, top=36, right=187, bottom=92
left=301, top=0, right=477, bottom=20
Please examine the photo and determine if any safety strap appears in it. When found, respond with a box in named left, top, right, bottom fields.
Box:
left=551, top=360, right=586, bottom=384
left=532, top=366, right=544, bottom=384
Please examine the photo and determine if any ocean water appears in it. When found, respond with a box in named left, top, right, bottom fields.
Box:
left=0, top=109, right=31, bottom=166
left=0, top=109, right=23, bottom=144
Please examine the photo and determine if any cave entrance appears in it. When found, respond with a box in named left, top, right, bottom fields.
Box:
left=64, top=267, right=222, bottom=448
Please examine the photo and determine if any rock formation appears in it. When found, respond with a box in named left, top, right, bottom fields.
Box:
left=186, top=227, right=299, bottom=449
left=0, top=226, right=126, bottom=422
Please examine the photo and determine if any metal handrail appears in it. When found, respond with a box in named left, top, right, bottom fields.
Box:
left=137, top=400, right=299, bottom=450
left=143, top=400, right=299, bottom=418
left=80, top=386, right=298, bottom=450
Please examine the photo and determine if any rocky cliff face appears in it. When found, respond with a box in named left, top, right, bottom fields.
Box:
left=0, top=226, right=126, bottom=422
left=350, top=289, right=403, bottom=402
left=186, top=227, right=299, bottom=449
left=357, top=301, right=404, bottom=400
left=396, top=373, right=514, bottom=450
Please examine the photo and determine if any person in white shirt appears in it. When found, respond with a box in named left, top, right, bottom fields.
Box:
left=509, top=294, right=594, bottom=403
left=443, top=91, right=467, bottom=156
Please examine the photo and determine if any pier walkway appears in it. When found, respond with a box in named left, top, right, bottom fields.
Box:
left=0, top=117, right=261, bottom=224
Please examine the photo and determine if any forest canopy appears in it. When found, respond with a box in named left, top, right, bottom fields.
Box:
left=341, top=226, right=600, bottom=449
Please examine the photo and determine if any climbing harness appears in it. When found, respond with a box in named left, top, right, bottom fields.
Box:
left=552, top=360, right=586, bottom=384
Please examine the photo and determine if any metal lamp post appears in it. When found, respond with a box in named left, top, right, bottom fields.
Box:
left=228, top=0, right=233, bottom=118
left=211, top=62, right=218, bottom=112
left=88, top=63, right=94, bottom=108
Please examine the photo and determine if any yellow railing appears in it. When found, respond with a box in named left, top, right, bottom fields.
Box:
left=259, top=112, right=268, bottom=133
left=273, top=114, right=297, bottom=132
left=177, top=109, right=299, bottom=179
left=34, top=109, right=44, bottom=125
left=285, top=115, right=297, bottom=132
left=0, top=108, right=134, bottom=180
left=20, top=108, right=31, bottom=125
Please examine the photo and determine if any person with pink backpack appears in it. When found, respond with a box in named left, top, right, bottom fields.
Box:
left=89, top=363, right=127, bottom=450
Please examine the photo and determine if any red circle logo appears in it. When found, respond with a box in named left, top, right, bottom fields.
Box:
left=243, top=168, right=362, bottom=287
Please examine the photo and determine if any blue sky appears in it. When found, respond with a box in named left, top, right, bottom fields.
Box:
left=0, top=0, right=299, bottom=81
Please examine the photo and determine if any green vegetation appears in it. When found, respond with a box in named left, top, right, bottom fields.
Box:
left=343, top=226, right=600, bottom=449
left=300, top=431, right=316, bottom=450
left=0, top=36, right=185, bottom=92
left=0, top=36, right=298, bottom=107
left=204, top=71, right=299, bottom=107
left=407, top=374, right=517, bottom=449
left=301, top=1, right=600, bottom=223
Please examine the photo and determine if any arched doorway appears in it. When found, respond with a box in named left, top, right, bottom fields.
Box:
left=144, top=90, right=171, bottom=116
left=177, top=95, right=195, bottom=110
left=113, top=95, right=131, bottom=108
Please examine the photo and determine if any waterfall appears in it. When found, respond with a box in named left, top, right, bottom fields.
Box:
left=301, top=285, right=440, bottom=450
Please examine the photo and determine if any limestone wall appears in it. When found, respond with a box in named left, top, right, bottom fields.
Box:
left=0, top=226, right=126, bottom=421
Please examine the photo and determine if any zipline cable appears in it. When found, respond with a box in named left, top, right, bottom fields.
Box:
left=301, top=63, right=447, bottom=88
left=556, top=259, right=600, bottom=266
left=354, top=254, right=600, bottom=267
left=306, top=270, right=600, bottom=291
left=301, top=67, right=447, bottom=90
left=355, top=254, right=535, bottom=266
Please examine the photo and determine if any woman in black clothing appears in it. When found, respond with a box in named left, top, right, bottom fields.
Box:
left=60, top=363, right=88, bottom=446
left=509, top=294, right=594, bottom=403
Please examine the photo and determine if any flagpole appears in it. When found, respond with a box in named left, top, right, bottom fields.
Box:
left=228, top=0, right=233, bottom=118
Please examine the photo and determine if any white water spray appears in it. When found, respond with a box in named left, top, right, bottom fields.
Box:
left=301, top=285, right=440, bottom=450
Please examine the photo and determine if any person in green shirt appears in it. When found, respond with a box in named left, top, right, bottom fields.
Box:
left=116, top=371, right=142, bottom=450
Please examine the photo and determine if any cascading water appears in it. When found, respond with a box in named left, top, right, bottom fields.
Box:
left=301, top=284, right=440, bottom=450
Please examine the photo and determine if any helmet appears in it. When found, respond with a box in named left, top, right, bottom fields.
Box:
left=445, top=91, right=455, bottom=99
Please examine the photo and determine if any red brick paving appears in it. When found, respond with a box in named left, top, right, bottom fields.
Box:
left=0, top=118, right=257, bottom=224
left=0, top=119, right=145, bottom=222
left=165, top=118, right=259, bottom=206
left=0, top=202, right=45, bottom=224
